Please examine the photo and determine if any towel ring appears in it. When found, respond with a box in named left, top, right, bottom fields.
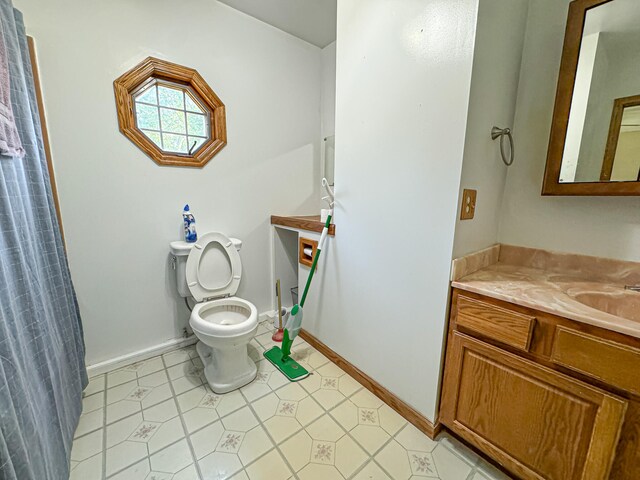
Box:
left=491, top=126, right=514, bottom=166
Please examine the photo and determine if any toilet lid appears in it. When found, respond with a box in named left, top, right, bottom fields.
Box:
left=185, top=232, right=242, bottom=302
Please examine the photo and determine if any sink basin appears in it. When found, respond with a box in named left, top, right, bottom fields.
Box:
left=568, top=291, right=640, bottom=322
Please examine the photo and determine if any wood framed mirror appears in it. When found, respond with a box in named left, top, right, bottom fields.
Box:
left=542, top=0, right=640, bottom=196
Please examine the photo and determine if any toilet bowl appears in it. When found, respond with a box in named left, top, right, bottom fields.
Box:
left=190, top=297, right=258, bottom=393
left=170, top=232, right=258, bottom=394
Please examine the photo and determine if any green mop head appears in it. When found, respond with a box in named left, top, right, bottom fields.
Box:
left=263, top=306, right=309, bottom=380
left=263, top=345, right=310, bottom=381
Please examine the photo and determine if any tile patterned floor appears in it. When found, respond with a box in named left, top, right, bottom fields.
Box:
left=71, top=321, right=512, bottom=480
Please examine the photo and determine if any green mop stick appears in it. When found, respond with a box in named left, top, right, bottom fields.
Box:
left=281, top=213, right=332, bottom=360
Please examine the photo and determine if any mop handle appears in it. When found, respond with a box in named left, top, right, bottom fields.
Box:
left=299, top=214, right=332, bottom=308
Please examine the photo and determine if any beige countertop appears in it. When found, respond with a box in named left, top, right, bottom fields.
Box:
left=451, top=244, right=640, bottom=339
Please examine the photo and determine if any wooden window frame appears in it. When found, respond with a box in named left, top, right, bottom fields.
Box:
left=114, top=57, right=226, bottom=168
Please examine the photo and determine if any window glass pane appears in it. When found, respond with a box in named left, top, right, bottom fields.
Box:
left=187, top=136, right=207, bottom=154
left=141, top=130, right=162, bottom=148
left=187, top=113, right=207, bottom=137
left=136, top=85, right=157, bottom=105
left=158, top=85, right=184, bottom=109
left=163, top=133, right=188, bottom=153
left=160, top=108, right=186, bottom=134
left=185, top=92, right=204, bottom=113
left=135, top=103, right=160, bottom=130
left=131, top=80, right=215, bottom=156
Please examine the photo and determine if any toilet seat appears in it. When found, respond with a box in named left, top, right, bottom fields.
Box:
left=185, top=232, right=242, bottom=302
left=187, top=232, right=257, bottom=340
left=190, top=297, right=258, bottom=338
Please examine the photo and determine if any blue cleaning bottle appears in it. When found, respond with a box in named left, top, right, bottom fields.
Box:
left=183, top=204, right=197, bottom=243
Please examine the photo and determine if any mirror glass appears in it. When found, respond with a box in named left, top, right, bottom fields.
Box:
left=559, top=0, right=640, bottom=183
left=323, top=135, right=335, bottom=186
left=605, top=102, right=640, bottom=181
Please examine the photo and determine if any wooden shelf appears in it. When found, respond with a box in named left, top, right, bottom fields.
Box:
left=271, top=215, right=335, bottom=236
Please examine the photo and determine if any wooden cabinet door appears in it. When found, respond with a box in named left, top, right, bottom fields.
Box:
left=440, top=332, right=627, bottom=480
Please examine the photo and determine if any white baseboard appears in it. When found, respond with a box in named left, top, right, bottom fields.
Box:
left=86, top=335, right=198, bottom=378
left=259, top=310, right=276, bottom=323
left=86, top=311, right=276, bottom=378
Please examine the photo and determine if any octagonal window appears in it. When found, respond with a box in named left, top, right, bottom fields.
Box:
left=114, top=57, right=226, bottom=168
left=134, top=81, right=211, bottom=155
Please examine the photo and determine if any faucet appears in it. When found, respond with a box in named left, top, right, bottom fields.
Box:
left=625, top=285, right=640, bottom=292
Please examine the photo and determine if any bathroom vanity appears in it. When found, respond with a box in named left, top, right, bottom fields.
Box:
left=440, top=245, right=640, bottom=480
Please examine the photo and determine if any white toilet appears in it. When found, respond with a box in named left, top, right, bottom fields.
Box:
left=170, top=232, right=258, bottom=394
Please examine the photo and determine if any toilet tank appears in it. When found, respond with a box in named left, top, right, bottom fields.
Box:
left=169, top=237, right=242, bottom=298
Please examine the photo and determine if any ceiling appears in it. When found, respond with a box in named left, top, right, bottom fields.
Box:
left=218, top=0, right=337, bottom=48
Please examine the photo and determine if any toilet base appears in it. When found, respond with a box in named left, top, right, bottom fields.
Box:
left=196, top=341, right=257, bottom=394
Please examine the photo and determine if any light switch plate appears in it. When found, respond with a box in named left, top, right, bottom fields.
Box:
left=460, top=189, right=477, bottom=220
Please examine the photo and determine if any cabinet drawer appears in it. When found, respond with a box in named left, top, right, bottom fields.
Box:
left=551, top=327, right=640, bottom=396
left=456, top=295, right=535, bottom=351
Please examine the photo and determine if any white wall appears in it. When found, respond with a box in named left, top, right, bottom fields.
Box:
left=499, top=0, right=640, bottom=262
left=305, top=0, right=479, bottom=422
left=452, top=0, right=529, bottom=258
left=612, top=131, right=640, bottom=181
left=17, top=0, right=323, bottom=365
